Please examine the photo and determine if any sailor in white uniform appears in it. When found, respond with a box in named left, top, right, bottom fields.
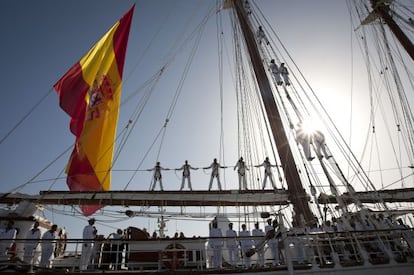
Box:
left=239, top=224, right=253, bottom=268
left=280, top=63, right=290, bottom=86
left=234, top=157, right=249, bottom=190
left=209, top=220, right=224, bottom=269
left=252, top=222, right=265, bottom=267
left=40, top=224, right=57, bottom=268
left=148, top=161, right=168, bottom=191
left=225, top=223, right=239, bottom=266
left=176, top=160, right=198, bottom=191
left=80, top=218, right=95, bottom=271
left=296, top=123, right=313, bottom=161
left=204, top=158, right=225, bottom=191
left=0, top=220, right=16, bottom=256
left=312, top=130, right=331, bottom=159
left=265, top=219, right=280, bottom=266
left=256, top=26, right=269, bottom=45
left=255, top=157, right=278, bottom=189
left=270, top=59, right=283, bottom=85
left=24, top=221, right=41, bottom=264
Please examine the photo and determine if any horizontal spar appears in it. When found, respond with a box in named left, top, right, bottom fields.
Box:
left=0, top=189, right=291, bottom=207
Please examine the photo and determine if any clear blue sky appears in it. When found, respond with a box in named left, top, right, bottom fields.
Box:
left=1, top=0, right=411, bottom=239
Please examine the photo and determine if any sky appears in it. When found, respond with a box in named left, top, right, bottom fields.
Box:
left=0, top=0, right=413, bottom=242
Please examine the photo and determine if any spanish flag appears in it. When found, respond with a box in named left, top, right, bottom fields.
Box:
left=54, top=5, right=134, bottom=216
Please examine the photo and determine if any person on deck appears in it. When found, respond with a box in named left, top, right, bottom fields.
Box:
left=24, top=221, right=41, bottom=264
left=176, top=160, right=198, bottom=191
left=109, top=229, right=125, bottom=271
left=204, top=158, right=226, bottom=191
left=80, top=218, right=95, bottom=271
left=148, top=161, right=168, bottom=191
left=255, top=157, right=278, bottom=190
left=40, top=224, right=57, bottom=269
left=265, top=218, right=280, bottom=266
left=280, top=63, right=291, bottom=86
left=296, top=123, right=314, bottom=161
left=270, top=59, right=283, bottom=86
left=256, top=26, right=269, bottom=45
left=239, top=224, right=253, bottom=268
left=0, top=220, right=17, bottom=256
left=234, top=157, right=249, bottom=190
left=209, top=220, right=224, bottom=269
left=225, top=223, right=239, bottom=266
left=252, top=222, right=265, bottom=267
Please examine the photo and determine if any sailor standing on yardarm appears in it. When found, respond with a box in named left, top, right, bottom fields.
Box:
left=148, top=161, right=169, bottom=191
left=176, top=160, right=198, bottom=191
left=255, top=157, right=278, bottom=189
left=234, top=157, right=249, bottom=190
left=204, top=158, right=226, bottom=191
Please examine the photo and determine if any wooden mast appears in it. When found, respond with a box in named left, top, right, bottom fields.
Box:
left=232, top=0, right=313, bottom=226
left=370, top=0, right=414, bottom=61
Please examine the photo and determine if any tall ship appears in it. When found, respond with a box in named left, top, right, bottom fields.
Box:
left=0, top=0, right=413, bottom=274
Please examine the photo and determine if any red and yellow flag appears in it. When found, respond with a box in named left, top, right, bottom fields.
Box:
left=54, top=5, right=134, bottom=216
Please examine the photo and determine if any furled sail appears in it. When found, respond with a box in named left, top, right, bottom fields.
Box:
left=53, top=5, right=134, bottom=215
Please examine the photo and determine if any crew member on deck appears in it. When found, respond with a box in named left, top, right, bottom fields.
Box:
left=280, top=63, right=291, bottom=86
left=225, top=223, right=239, bottom=266
left=148, top=161, right=169, bottom=191
left=0, top=220, right=16, bottom=256
left=234, top=157, right=249, bottom=190
left=24, top=221, right=41, bottom=264
left=204, top=158, right=226, bottom=191
left=80, top=218, right=96, bottom=271
left=176, top=160, right=198, bottom=191
left=209, top=220, right=223, bottom=269
left=270, top=59, right=283, bottom=85
left=255, top=157, right=278, bottom=189
left=265, top=218, right=280, bottom=266
left=40, top=224, right=57, bottom=269
left=252, top=222, right=265, bottom=267
left=239, top=224, right=253, bottom=268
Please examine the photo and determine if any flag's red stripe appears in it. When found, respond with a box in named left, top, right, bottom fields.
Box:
left=53, top=63, right=89, bottom=136
left=113, top=4, right=134, bottom=78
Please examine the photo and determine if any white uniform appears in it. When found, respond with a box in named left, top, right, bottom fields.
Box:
left=239, top=229, right=253, bottom=267
left=149, top=163, right=167, bottom=191
left=265, top=224, right=279, bottom=265
left=0, top=227, right=17, bottom=256
left=270, top=62, right=283, bottom=85
left=177, top=162, right=197, bottom=191
left=209, top=227, right=223, bottom=268
left=24, top=228, right=41, bottom=264
left=313, top=130, right=331, bottom=159
left=80, top=224, right=95, bottom=271
left=256, top=27, right=269, bottom=45
left=225, top=228, right=238, bottom=265
left=205, top=160, right=224, bottom=191
left=252, top=227, right=265, bottom=267
left=280, top=63, right=290, bottom=85
left=234, top=158, right=249, bottom=190
left=296, top=126, right=313, bottom=161
left=256, top=159, right=277, bottom=189
left=40, top=230, right=56, bottom=268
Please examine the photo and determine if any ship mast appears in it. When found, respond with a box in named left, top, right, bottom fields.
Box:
left=370, top=0, right=414, bottom=61
left=232, top=0, right=313, bottom=226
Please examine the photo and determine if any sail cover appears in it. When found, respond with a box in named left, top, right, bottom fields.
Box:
left=53, top=5, right=134, bottom=215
